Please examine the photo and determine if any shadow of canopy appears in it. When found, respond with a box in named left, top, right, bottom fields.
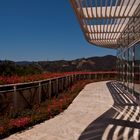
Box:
left=78, top=81, right=140, bottom=140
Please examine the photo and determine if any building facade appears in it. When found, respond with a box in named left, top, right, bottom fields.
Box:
left=70, top=0, right=140, bottom=101
left=117, top=40, right=140, bottom=100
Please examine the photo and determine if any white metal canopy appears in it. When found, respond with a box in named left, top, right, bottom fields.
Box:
left=70, top=0, right=140, bottom=49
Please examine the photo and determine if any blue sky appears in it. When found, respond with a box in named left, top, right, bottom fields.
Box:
left=0, top=0, right=116, bottom=61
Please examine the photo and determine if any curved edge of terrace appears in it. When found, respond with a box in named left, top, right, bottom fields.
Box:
left=5, top=81, right=114, bottom=140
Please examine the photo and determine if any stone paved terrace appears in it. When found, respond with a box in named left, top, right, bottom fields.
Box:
left=5, top=81, right=140, bottom=140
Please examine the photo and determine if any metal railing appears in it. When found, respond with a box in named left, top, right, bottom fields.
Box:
left=0, top=72, right=117, bottom=114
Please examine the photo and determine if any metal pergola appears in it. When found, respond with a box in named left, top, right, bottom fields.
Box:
left=70, top=0, right=140, bottom=49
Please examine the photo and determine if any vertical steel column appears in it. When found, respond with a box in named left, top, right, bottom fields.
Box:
left=48, top=80, right=52, bottom=99
left=13, top=85, right=18, bottom=111
left=56, top=78, right=58, bottom=95
left=95, top=73, right=97, bottom=80
left=132, top=17, right=135, bottom=97
left=38, top=82, right=41, bottom=104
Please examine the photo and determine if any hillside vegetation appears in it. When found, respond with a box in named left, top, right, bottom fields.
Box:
left=0, top=55, right=116, bottom=76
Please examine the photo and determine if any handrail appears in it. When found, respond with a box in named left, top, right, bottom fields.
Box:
left=0, top=71, right=117, bottom=112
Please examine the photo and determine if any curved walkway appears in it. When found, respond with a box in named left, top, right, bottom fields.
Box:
left=6, top=81, right=113, bottom=140
left=5, top=81, right=140, bottom=140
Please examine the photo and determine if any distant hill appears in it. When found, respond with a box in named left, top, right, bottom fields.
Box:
left=16, top=61, right=33, bottom=66
left=0, top=55, right=116, bottom=76
left=37, top=55, right=117, bottom=72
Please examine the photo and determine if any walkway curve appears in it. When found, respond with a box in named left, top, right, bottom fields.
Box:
left=5, top=81, right=114, bottom=140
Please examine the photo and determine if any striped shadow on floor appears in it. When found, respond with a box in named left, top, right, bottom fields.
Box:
left=78, top=81, right=140, bottom=140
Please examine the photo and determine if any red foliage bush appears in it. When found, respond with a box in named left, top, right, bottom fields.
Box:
left=9, top=117, right=30, bottom=128
left=0, top=71, right=116, bottom=85
left=0, top=80, right=93, bottom=138
left=0, top=126, right=4, bottom=134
